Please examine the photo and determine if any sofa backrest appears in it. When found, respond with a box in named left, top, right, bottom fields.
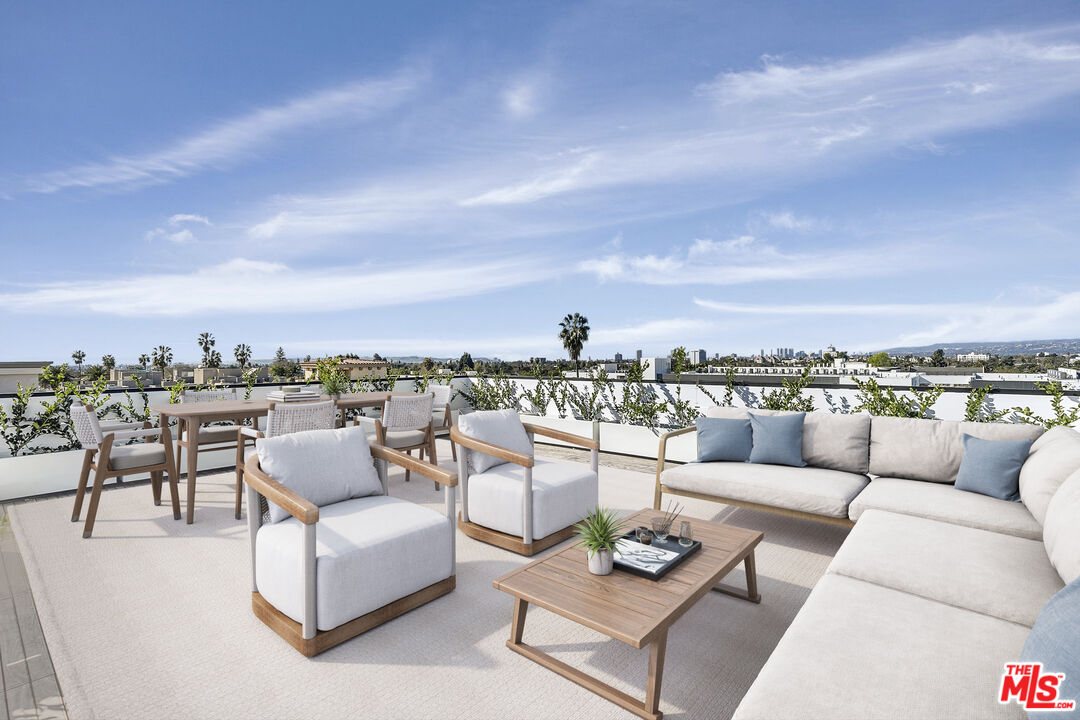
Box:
left=1019, top=427, right=1080, bottom=526
left=705, top=407, right=870, bottom=474
left=869, top=416, right=1045, bottom=484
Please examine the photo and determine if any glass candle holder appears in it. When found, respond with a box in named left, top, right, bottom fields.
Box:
left=637, top=528, right=653, bottom=545
left=651, top=517, right=669, bottom=541
left=679, top=520, right=693, bottom=547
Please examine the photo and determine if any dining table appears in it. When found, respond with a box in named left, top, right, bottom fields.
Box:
left=149, top=390, right=418, bottom=524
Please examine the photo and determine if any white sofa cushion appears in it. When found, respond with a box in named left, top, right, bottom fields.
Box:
left=256, top=426, right=383, bottom=523
left=255, top=495, right=452, bottom=632
left=1043, top=467, right=1080, bottom=584
left=829, top=510, right=1063, bottom=626
left=458, top=409, right=533, bottom=474
left=1030, top=425, right=1079, bottom=453
left=705, top=407, right=871, bottom=474
left=466, top=458, right=597, bottom=540
left=661, top=462, right=868, bottom=519
left=849, top=477, right=1042, bottom=539
left=1018, top=427, right=1080, bottom=526
left=869, top=416, right=1043, bottom=484
left=732, top=574, right=1030, bottom=720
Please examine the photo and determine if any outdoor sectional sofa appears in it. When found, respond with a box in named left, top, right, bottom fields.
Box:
left=654, top=409, right=1080, bottom=719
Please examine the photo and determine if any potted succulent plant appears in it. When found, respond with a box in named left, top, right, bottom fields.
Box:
left=573, top=507, right=625, bottom=576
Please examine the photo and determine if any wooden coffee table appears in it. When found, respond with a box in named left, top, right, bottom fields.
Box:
left=493, top=508, right=764, bottom=720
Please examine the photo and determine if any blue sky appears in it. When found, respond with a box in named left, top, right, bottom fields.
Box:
left=3, top=1, right=1080, bottom=364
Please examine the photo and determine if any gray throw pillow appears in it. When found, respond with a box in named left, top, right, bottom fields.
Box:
left=1020, top=578, right=1080, bottom=717
left=955, top=434, right=1032, bottom=502
left=695, top=417, right=752, bottom=462
left=256, top=425, right=383, bottom=523
left=748, top=412, right=806, bottom=467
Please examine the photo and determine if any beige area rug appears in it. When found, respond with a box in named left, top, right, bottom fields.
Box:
left=11, top=441, right=849, bottom=720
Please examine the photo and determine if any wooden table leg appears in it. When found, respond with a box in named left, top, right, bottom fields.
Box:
left=161, top=424, right=181, bottom=520
left=159, top=411, right=176, bottom=492
left=510, top=598, right=528, bottom=644
left=645, top=628, right=668, bottom=717
left=186, top=413, right=200, bottom=524
left=711, top=549, right=762, bottom=604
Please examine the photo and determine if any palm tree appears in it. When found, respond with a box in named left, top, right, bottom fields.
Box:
left=138, top=353, right=150, bottom=369
left=101, top=354, right=116, bottom=372
left=71, top=350, right=86, bottom=374
left=558, top=313, right=590, bottom=377
left=152, top=345, right=173, bottom=376
left=206, top=349, right=223, bottom=368
left=234, top=343, right=252, bottom=369
left=197, top=332, right=215, bottom=367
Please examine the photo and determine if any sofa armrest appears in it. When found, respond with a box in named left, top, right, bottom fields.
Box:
left=242, top=457, right=319, bottom=525
left=449, top=426, right=534, bottom=468
left=522, top=422, right=599, bottom=451
left=370, top=444, right=458, bottom=487
left=654, top=425, right=697, bottom=509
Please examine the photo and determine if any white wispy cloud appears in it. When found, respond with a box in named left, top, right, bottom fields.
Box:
left=168, top=214, right=211, bottom=226
left=580, top=235, right=904, bottom=285
left=461, top=28, right=1080, bottom=206
left=15, top=69, right=422, bottom=195
left=755, top=210, right=824, bottom=232
left=145, top=227, right=197, bottom=245
left=0, top=254, right=552, bottom=316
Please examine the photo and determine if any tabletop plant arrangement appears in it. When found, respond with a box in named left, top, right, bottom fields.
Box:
left=573, top=507, right=625, bottom=576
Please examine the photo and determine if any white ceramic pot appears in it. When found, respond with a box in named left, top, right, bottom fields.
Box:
left=587, top=548, right=614, bottom=575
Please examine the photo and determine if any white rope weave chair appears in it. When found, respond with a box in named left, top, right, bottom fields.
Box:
left=176, top=388, right=243, bottom=481
left=430, top=384, right=457, bottom=461
left=70, top=404, right=180, bottom=537
left=235, top=400, right=337, bottom=519
left=367, top=394, right=437, bottom=486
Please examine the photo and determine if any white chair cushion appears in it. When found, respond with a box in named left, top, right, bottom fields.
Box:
left=849, top=477, right=1042, bottom=539
left=182, top=423, right=241, bottom=444
left=458, top=409, right=533, bottom=473
left=1043, top=467, right=1080, bottom=584
left=255, top=495, right=452, bottom=631
left=1018, top=428, right=1080, bottom=526
left=256, top=426, right=383, bottom=523
left=829, top=510, right=1063, bottom=627
left=466, top=459, right=597, bottom=539
left=732, top=574, right=1030, bottom=720
left=109, top=444, right=166, bottom=470
left=661, top=462, right=868, bottom=519
left=381, top=429, right=427, bottom=448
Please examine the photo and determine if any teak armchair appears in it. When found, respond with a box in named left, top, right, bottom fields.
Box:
left=243, top=437, right=458, bottom=656
left=429, top=383, right=457, bottom=461
left=450, top=419, right=599, bottom=556
left=70, top=404, right=180, bottom=538
left=363, top=393, right=437, bottom=486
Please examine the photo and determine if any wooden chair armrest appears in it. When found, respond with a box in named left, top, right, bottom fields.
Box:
left=369, top=444, right=458, bottom=487
left=108, top=427, right=162, bottom=441
left=522, top=422, right=599, bottom=450
left=659, top=425, right=698, bottom=443
left=449, top=426, right=534, bottom=468
left=239, top=426, right=263, bottom=440
left=242, top=457, right=319, bottom=525
left=656, top=425, right=697, bottom=473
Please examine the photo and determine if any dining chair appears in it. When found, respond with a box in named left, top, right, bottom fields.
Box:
left=175, top=388, right=244, bottom=477
left=234, top=400, right=337, bottom=519
left=70, top=404, right=180, bottom=538
left=429, top=384, right=457, bottom=461
left=360, top=393, right=437, bottom=486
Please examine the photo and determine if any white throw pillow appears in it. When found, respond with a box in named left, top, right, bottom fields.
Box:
left=458, top=409, right=533, bottom=474
left=1019, top=431, right=1080, bottom=526
left=1043, top=467, right=1080, bottom=585
left=256, top=426, right=383, bottom=523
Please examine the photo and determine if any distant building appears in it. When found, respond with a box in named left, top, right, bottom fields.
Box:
left=956, top=352, right=990, bottom=362
left=109, top=368, right=163, bottom=388
left=614, top=353, right=623, bottom=362
left=640, top=357, right=669, bottom=381
left=690, top=349, right=706, bottom=365
left=0, top=361, right=51, bottom=393
left=300, top=358, right=389, bottom=382
left=635, top=349, right=642, bottom=361
left=530, top=357, right=547, bottom=364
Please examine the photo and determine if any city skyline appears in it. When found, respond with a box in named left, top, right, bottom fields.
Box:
left=4, top=2, right=1080, bottom=362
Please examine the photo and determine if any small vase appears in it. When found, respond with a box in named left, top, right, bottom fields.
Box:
left=587, top=548, right=614, bottom=575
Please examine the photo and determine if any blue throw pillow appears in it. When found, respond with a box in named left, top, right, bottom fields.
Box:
left=748, top=412, right=806, bottom=467
left=1019, top=578, right=1080, bottom=717
left=695, top=417, right=752, bottom=462
left=955, top=434, right=1032, bottom=502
